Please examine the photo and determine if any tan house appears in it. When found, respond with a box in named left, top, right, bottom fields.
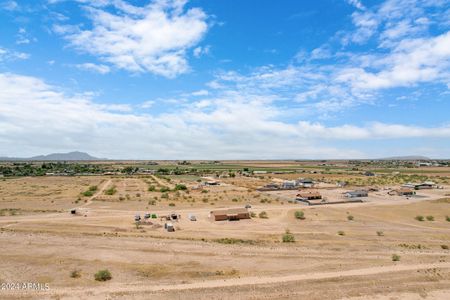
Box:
left=209, top=208, right=250, bottom=221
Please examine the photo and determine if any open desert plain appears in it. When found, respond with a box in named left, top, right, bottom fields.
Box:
left=0, top=160, right=449, bottom=299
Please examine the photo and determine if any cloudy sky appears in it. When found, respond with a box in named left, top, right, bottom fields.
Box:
left=0, top=0, right=449, bottom=159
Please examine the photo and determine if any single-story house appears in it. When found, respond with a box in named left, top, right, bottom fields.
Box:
left=388, top=188, right=415, bottom=196
left=297, top=178, right=315, bottom=188
left=209, top=208, right=250, bottom=221
left=282, top=180, right=297, bottom=189
left=296, top=191, right=322, bottom=201
left=345, top=190, right=368, bottom=198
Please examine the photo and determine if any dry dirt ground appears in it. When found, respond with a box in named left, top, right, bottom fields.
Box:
left=0, top=175, right=449, bottom=299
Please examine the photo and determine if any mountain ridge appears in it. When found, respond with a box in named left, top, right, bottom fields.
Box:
left=0, top=151, right=102, bottom=161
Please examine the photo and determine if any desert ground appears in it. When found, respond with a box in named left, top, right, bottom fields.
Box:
left=0, top=161, right=449, bottom=299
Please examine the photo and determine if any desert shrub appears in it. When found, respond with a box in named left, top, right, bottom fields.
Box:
left=168, top=202, right=175, bottom=207
left=347, top=215, right=354, bottom=221
left=148, top=200, right=156, bottom=205
left=426, top=215, right=434, bottom=221
left=294, top=210, right=305, bottom=220
left=104, top=186, right=117, bottom=195
left=282, top=230, right=295, bottom=243
left=232, top=198, right=238, bottom=202
left=215, top=238, right=258, bottom=245
left=94, top=269, right=112, bottom=281
left=441, top=245, right=449, bottom=250
left=392, top=254, right=401, bottom=261
left=82, top=190, right=94, bottom=197
left=250, top=212, right=257, bottom=218
left=174, top=184, right=187, bottom=191
left=119, top=196, right=125, bottom=201
left=70, top=269, right=81, bottom=278
left=136, top=193, right=141, bottom=197
left=160, top=187, right=170, bottom=193
left=338, top=231, right=345, bottom=236
left=415, top=215, right=425, bottom=221
left=161, top=193, right=169, bottom=199
left=148, top=185, right=156, bottom=192
left=201, top=190, right=208, bottom=193
left=446, top=216, right=450, bottom=222
left=89, top=186, right=97, bottom=191
left=376, top=231, right=384, bottom=236
left=259, top=211, right=268, bottom=219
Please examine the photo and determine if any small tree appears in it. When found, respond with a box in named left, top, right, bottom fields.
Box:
left=415, top=215, right=424, bottom=221
left=295, top=210, right=305, bottom=220
left=392, top=254, right=401, bottom=261
left=94, top=269, right=112, bottom=281
left=426, top=215, right=434, bottom=221
left=282, top=229, right=295, bottom=243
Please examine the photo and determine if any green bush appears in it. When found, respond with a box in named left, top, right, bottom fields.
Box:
left=426, top=215, right=434, bottom=221
left=446, top=216, right=450, bottom=222
left=82, top=190, right=94, bottom=197
left=415, top=215, right=425, bottom=221
left=148, top=185, right=156, bottom=192
left=392, top=254, right=401, bottom=261
left=259, top=211, right=268, bottom=219
left=104, top=186, right=117, bottom=195
left=94, top=269, right=112, bottom=281
left=160, top=187, right=170, bottom=193
left=294, top=210, right=305, bottom=220
left=282, top=230, right=295, bottom=243
left=174, top=184, right=187, bottom=191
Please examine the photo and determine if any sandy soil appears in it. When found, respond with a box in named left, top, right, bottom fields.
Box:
left=0, top=174, right=449, bottom=299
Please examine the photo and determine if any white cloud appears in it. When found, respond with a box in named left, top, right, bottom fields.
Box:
left=75, top=63, right=111, bottom=74
left=1, top=0, right=19, bottom=11
left=347, top=0, right=365, bottom=10
left=141, top=100, right=155, bottom=109
left=193, top=45, right=210, bottom=58
left=0, top=47, right=30, bottom=62
left=54, top=0, right=209, bottom=78
left=338, top=31, right=450, bottom=89
left=191, top=89, right=209, bottom=96
left=1, top=72, right=449, bottom=159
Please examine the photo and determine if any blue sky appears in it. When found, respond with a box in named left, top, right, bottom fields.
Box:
left=0, top=0, right=449, bottom=159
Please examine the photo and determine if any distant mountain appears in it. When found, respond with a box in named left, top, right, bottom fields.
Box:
left=0, top=151, right=103, bottom=161
left=377, top=155, right=431, bottom=160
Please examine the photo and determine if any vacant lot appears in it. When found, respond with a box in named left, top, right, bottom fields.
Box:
left=0, top=163, right=449, bottom=299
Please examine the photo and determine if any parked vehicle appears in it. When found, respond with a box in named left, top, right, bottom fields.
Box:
left=245, top=204, right=252, bottom=209
left=188, top=214, right=197, bottom=221
left=134, top=214, right=141, bottom=222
